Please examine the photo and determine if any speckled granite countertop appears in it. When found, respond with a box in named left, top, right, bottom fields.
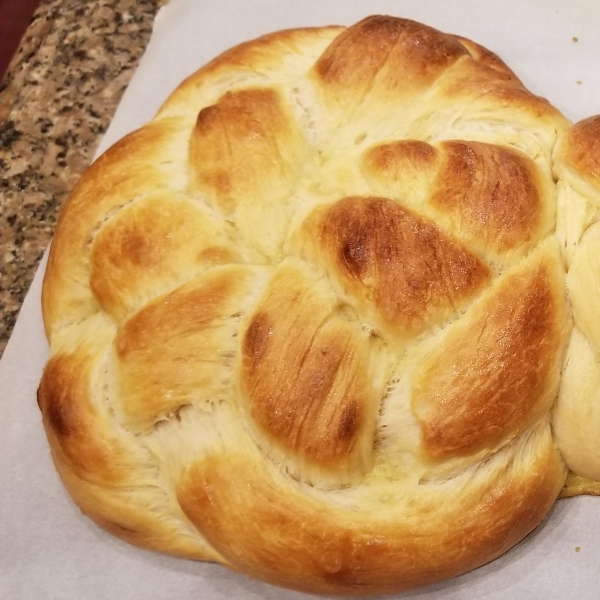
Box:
left=0, top=0, right=164, bottom=357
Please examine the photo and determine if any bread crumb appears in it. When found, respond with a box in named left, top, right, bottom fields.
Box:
left=573, top=36, right=579, bottom=42
left=576, top=546, right=581, bottom=552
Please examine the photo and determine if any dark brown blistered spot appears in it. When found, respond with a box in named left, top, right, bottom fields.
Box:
left=46, top=398, right=72, bottom=437
left=243, top=312, right=274, bottom=376
left=196, top=104, right=220, bottom=130
left=337, top=401, right=359, bottom=441
left=342, top=235, right=369, bottom=278
left=119, top=230, right=159, bottom=267
left=38, top=358, right=77, bottom=438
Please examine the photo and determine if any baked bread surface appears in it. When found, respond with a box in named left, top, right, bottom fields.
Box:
left=37, top=15, right=600, bottom=595
left=553, top=116, right=600, bottom=491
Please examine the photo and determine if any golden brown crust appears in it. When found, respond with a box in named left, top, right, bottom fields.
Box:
left=299, top=196, right=491, bottom=341
left=413, top=240, right=570, bottom=460
left=37, top=323, right=220, bottom=561
left=431, top=141, right=547, bottom=253
left=177, top=431, right=564, bottom=596
left=90, top=195, right=240, bottom=322
left=313, top=16, right=468, bottom=111
left=38, top=14, right=594, bottom=596
left=42, top=117, right=192, bottom=338
left=240, top=260, right=383, bottom=485
left=556, top=115, right=600, bottom=190
left=114, top=265, right=266, bottom=431
left=363, top=140, right=439, bottom=177
left=362, top=138, right=556, bottom=265
left=190, top=88, right=307, bottom=213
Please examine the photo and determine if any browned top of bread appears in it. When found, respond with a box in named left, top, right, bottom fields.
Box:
left=37, top=15, right=600, bottom=596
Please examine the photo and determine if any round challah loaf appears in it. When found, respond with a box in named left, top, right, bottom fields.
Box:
left=37, top=15, right=600, bottom=596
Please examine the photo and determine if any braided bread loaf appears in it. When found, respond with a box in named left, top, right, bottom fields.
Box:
left=37, top=15, right=600, bottom=596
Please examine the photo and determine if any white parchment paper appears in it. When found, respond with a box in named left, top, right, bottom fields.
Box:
left=2, top=1, right=600, bottom=598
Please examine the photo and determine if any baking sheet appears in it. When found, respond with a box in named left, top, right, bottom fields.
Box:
left=2, top=0, right=600, bottom=598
